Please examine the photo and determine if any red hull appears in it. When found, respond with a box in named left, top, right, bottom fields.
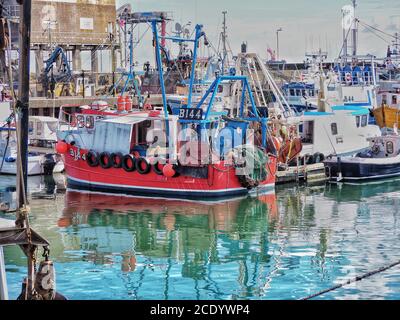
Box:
left=63, top=145, right=277, bottom=199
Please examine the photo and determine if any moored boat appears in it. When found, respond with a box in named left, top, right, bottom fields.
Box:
left=57, top=22, right=279, bottom=200
left=324, top=134, right=400, bottom=182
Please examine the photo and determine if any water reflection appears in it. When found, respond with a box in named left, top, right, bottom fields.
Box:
left=2, top=178, right=400, bottom=299
left=58, top=191, right=278, bottom=299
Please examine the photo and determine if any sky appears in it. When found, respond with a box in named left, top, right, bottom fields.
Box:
left=115, top=0, right=400, bottom=63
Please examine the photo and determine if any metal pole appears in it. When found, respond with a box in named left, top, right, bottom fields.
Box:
left=152, top=20, right=170, bottom=144
left=187, top=24, right=202, bottom=108
left=17, top=0, right=31, bottom=209
left=0, top=246, right=9, bottom=300
left=276, top=28, right=282, bottom=61
left=352, top=0, right=357, bottom=57
left=276, top=30, right=279, bottom=61
left=221, top=11, right=227, bottom=75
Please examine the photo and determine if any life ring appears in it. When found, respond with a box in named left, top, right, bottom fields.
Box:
left=86, top=150, right=99, bottom=167
left=144, top=103, right=153, bottom=111
left=99, top=152, right=113, bottom=169
left=313, top=152, right=325, bottom=163
left=345, top=72, right=352, bottom=83
left=111, top=152, right=123, bottom=169
left=122, top=154, right=136, bottom=172
left=153, top=161, right=164, bottom=175
left=136, top=157, right=151, bottom=174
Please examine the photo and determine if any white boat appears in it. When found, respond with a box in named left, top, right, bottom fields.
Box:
left=324, top=134, right=400, bottom=182
left=0, top=126, right=64, bottom=176
left=298, top=106, right=381, bottom=159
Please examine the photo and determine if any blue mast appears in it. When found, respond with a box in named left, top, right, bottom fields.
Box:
left=151, top=20, right=170, bottom=143
left=187, top=25, right=203, bottom=108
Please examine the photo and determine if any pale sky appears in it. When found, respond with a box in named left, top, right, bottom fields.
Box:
left=116, top=0, right=400, bottom=63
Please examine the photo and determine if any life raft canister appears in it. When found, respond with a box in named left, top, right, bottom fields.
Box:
left=135, top=157, right=151, bottom=174
left=117, top=96, right=126, bottom=112
left=122, top=154, right=136, bottom=172
left=86, top=150, right=99, bottom=167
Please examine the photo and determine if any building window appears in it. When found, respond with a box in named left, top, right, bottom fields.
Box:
left=331, top=123, right=338, bottom=135
left=361, top=115, right=368, bottom=127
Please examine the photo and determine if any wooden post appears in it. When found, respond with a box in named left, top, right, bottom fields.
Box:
left=0, top=246, right=8, bottom=300
left=16, top=0, right=32, bottom=209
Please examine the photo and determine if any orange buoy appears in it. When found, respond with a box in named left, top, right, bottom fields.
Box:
left=271, top=136, right=281, bottom=152
left=162, top=163, right=176, bottom=177
left=117, top=96, right=126, bottom=112
left=125, top=96, right=133, bottom=112
left=56, top=141, right=68, bottom=154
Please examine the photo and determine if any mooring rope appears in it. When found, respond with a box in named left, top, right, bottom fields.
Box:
left=300, top=259, right=400, bottom=300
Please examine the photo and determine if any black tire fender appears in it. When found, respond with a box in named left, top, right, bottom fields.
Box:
left=86, top=150, right=99, bottom=167
left=99, top=152, right=113, bottom=169
left=136, top=157, right=151, bottom=174
left=122, top=154, right=136, bottom=172
left=111, top=152, right=124, bottom=169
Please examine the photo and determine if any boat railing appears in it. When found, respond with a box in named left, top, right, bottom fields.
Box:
left=58, top=107, right=75, bottom=132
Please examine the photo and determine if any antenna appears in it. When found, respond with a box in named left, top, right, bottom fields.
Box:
left=221, top=11, right=228, bottom=74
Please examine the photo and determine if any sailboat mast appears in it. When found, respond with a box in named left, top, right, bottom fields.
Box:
left=16, top=0, right=32, bottom=209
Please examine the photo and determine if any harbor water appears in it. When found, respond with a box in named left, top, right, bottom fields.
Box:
left=1, top=175, right=400, bottom=300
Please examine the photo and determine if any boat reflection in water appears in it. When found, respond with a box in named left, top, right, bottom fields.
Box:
left=4, top=178, right=400, bottom=299
left=57, top=190, right=279, bottom=299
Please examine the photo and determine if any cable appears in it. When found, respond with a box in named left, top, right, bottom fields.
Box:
left=300, top=259, right=400, bottom=300
left=357, top=19, right=398, bottom=41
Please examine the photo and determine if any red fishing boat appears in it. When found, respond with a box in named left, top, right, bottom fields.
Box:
left=56, top=22, right=278, bottom=200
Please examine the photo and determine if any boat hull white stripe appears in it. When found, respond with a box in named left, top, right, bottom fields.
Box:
left=67, top=176, right=274, bottom=193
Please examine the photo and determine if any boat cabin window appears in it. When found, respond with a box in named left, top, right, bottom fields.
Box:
left=331, top=123, right=338, bottom=135
left=296, top=89, right=301, bottom=96
left=77, top=115, right=85, bottom=128
left=386, top=141, right=394, bottom=155
left=382, top=95, right=387, bottom=105
left=361, top=115, right=368, bottom=127
left=290, top=89, right=295, bottom=96
left=85, top=116, right=94, bottom=129
left=356, top=116, right=360, bottom=128
left=300, top=121, right=314, bottom=144
left=392, top=95, right=398, bottom=105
